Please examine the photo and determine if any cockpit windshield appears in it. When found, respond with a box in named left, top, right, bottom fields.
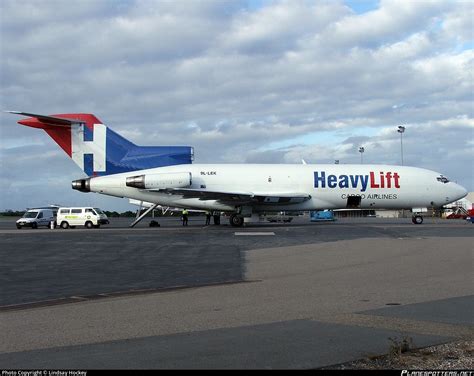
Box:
left=436, top=175, right=450, bottom=183
left=23, top=211, right=38, bottom=218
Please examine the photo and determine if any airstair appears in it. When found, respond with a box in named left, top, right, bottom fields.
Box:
left=446, top=204, right=469, bottom=219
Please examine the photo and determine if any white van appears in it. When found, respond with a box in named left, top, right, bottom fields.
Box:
left=16, top=208, right=57, bottom=229
left=57, top=207, right=109, bottom=229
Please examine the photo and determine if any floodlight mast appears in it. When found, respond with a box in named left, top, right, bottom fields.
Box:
left=397, top=125, right=405, bottom=165
left=358, top=146, right=365, bottom=164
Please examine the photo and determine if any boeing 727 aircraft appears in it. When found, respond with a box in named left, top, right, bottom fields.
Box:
left=8, top=112, right=467, bottom=226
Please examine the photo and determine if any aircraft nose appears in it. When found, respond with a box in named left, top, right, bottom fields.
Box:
left=452, top=183, right=468, bottom=201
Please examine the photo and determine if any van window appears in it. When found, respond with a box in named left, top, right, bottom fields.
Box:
left=85, top=208, right=94, bottom=213
left=71, top=209, right=82, bottom=214
left=94, top=208, right=104, bottom=214
left=60, top=209, right=70, bottom=214
left=37, top=212, right=43, bottom=219
left=23, top=211, right=38, bottom=218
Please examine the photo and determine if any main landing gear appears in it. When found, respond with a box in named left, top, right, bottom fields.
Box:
left=229, top=213, right=244, bottom=227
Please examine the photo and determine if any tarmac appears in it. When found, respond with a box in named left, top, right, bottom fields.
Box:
left=0, top=215, right=472, bottom=369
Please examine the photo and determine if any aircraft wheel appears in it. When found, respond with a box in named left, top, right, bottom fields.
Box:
left=230, top=214, right=244, bottom=227
left=412, top=215, right=423, bottom=224
left=61, top=221, right=69, bottom=229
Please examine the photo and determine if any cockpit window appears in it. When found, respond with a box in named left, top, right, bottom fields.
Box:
left=436, top=175, right=450, bottom=183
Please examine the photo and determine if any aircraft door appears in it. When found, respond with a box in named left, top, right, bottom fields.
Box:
left=346, top=195, right=361, bottom=208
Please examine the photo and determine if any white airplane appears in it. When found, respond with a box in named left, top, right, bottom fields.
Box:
left=8, top=111, right=468, bottom=226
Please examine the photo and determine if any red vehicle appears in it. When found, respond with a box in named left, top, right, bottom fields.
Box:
left=468, top=209, right=474, bottom=223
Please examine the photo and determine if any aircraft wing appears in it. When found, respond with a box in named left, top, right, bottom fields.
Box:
left=128, top=199, right=205, bottom=213
left=150, top=188, right=311, bottom=205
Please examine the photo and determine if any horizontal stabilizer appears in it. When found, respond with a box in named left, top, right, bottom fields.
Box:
left=5, top=111, right=85, bottom=126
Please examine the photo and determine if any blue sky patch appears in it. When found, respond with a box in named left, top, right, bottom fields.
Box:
left=344, top=0, right=380, bottom=14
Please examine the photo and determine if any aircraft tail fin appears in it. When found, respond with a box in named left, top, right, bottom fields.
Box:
left=7, top=111, right=194, bottom=177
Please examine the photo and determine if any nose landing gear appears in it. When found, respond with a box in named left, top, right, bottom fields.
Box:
left=412, top=215, right=423, bottom=224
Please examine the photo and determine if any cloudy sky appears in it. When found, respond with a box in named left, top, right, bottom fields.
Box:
left=1, top=0, right=472, bottom=211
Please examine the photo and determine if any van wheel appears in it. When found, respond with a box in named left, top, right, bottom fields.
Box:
left=16, top=224, right=22, bottom=229
left=85, top=221, right=93, bottom=229
left=61, top=221, right=69, bottom=229
left=31, top=222, right=38, bottom=229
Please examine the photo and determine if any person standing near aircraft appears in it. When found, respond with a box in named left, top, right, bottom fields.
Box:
left=205, top=211, right=211, bottom=226
left=182, top=208, right=189, bottom=226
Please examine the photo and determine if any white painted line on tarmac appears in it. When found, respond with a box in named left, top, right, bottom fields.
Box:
left=234, top=232, right=275, bottom=236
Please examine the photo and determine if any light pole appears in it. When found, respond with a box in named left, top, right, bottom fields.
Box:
left=397, top=125, right=405, bottom=165
left=358, top=147, right=364, bottom=164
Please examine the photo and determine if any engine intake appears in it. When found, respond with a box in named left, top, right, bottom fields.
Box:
left=126, top=175, right=145, bottom=189
left=72, top=178, right=91, bottom=192
left=126, top=172, right=192, bottom=189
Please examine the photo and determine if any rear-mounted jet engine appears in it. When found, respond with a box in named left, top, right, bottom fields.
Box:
left=126, top=172, right=192, bottom=189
